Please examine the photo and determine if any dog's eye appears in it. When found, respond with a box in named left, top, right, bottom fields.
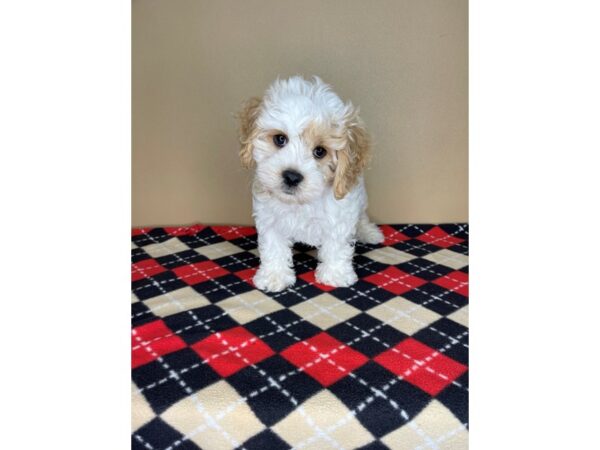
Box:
left=273, top=134, right=288, bottom=148
left=313, top=146, right=327, bottom=159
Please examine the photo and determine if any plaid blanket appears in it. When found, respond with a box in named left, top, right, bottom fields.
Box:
left=131, top=224, right=469, bottom=450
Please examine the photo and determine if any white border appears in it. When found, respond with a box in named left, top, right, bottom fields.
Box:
left=1, top=0, right=599, bottom=448
left=471, top=1, right=600, bottom=448
left=0, top=1, right=130, bottom=448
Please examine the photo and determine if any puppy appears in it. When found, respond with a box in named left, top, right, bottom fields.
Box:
left=238, top=75, right=383, bottom=292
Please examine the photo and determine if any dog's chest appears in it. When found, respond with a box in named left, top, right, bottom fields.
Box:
left=253, top=179, right=365, bottom=248
left=272, top=203, right=329, bottom=246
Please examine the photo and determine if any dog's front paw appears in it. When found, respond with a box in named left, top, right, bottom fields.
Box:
left=253, top=267, right=296, bottom=292
left=315, top=263, right=358, bottom=288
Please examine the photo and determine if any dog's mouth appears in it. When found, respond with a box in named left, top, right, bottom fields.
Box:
left=280, top=179, right=303, bottom=196
left=276, top=185, right=311, bottom=204
left=281, top=186, right=297, bottom=196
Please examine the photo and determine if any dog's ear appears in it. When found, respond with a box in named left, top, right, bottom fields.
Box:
left=333, top=106, right=371, bottom=200
left=237, top=97, right=262, bottom=169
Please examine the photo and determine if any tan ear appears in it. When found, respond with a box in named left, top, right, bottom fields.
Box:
left=237, top=97, right=262, bottom=169
left=333, top=110, right=371, bottom=199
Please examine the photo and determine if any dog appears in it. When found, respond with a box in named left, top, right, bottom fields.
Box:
left=237, top=75, right=384, bottom=292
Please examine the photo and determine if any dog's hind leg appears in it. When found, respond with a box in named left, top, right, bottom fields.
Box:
left=356, top=212, right=384, bottom=244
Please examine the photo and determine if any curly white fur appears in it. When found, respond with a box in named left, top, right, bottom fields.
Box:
left=238, top=76, right=383, bottom=292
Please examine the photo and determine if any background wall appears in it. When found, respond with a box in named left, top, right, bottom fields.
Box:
left=132, top=0, right=467, bottom=227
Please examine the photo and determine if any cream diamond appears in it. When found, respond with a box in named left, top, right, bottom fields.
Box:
left=422, top=249, right=468, bottom=270
left=196, top=241, right=243, bottom=259
left=363, top=246, right=415, bottom=265
left=273, top=390, right=374, bottom=450
left=217, top=290, right=284, bottom=324
left=131, top=382, right=156, bottom=432
left=161, top=380, right=265, bottom=450
left=447, top=305, right=468, bottom=327
left=290, top=293, right=360, bottom=329
left=381, top=400, right=468, bottom=449
left=142, top=237, right=190, bottom=258
left=143, top=286, right=210, bottom=318
left=367, top=296, right=441, bottom=335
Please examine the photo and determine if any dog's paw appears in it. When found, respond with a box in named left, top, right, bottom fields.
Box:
left=315, top=263, right=358, bottom=288
left=357, top=223, right=385, bottom=245
left=253, top=267, right=296, bottom=292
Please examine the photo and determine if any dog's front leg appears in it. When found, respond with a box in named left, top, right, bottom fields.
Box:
left=253, top=231, right=295, bottom=292
left=316, top=236, right=358, bottom=288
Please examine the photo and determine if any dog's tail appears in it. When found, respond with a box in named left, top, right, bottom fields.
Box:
left=356, top=213, right=384, bottom=244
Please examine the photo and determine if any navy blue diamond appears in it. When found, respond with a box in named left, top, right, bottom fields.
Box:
left=132, top=247, right=151, bottom=263
left=131, top=301, right=156, bottom=327
left=292, top=252, right=318, bottom=274
left=245, top=309, right=321, bottom=352
left=437, top=371, right=468, bottom=426
left=133, top=417, right=200, bottom=450
left=155, top=249, right=208, bottom=270
left=393, top=239, right=439, bottom=257
left=354, top=254, right=388, bottom=278
left=327, top=313, right=409, bottom=358
left=192, top=274, right=254, bottom=303
left=396, top=258, right=454, bottom=281
left=329, top=280, right=396, bottom=311
left=228, top=356, right=322, bottom=426
left=240, top=429, right=291, bottom=450
left=132, top=271, right=188, bottom=301
left=400, top=224, right=435, bottom=238
left=412, top=318, right=469, bottom=365
left=229, top=235, right=258, bottom=251
left=163, top=305, right=239, bottom=345
left=132, top=348, right=220, bottom=414
left=212, top=251, right=259, bottom=273
left=132, top=228, right=172, bottom=247
left=329, top=361, right=431, bottom=438
left=178, top=228, right=225, bottom=249
left=356, top=441, right=391, bottom=450
left=270, top=280, right=321, bottom=308
left=402, top=283, right=467, bottom=316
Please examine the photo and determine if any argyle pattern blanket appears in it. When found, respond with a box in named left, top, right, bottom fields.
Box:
left=131, top=224, right=469, bottom=450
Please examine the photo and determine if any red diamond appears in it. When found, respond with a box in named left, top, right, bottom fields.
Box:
left=132, top=320, right=187, bottom=369
left=375, top=338, right=467, bottom=395
left=172, top=261, right=228, bottom=285
left=132, top=227, right=151, bottom=237
left=234, top=268, right=257, bottom=286
left=132, top=259, right=166, bottom=282
left=416, top=226, right=464, bottom=248
left=298, top=271, right=336, bottom=292
left=380, top=225, right=410, bottom=245
left=433, top=271, right=469, bottom=297
left=363, top=267, right=427, bottom=295
left=212, top=226, right=257, bottom=240
left=191, top=327, right=275, bottom=377
left=164, top=225, right=205, bottom=236
left=280, top=332, right=368, bottom=387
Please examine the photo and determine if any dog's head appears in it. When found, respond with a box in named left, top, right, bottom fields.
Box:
left=238, top=76, right=370, bottom=204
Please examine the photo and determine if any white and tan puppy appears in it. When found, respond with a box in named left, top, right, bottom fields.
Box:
left=238, top=76, right=383, bottom=292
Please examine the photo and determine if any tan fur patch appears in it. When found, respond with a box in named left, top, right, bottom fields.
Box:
left=301, top=122, right=347, bottom=152
left=301, top=121, right=346, bottom=183
left=333, top=114, right=371, bottom=199
left=237, top=97, right=262, bottom=168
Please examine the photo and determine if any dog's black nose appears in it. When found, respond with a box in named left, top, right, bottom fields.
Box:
left=282, top=169, right=304, bottom=187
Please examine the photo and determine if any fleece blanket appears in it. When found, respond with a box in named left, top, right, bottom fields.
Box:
left=131, top=224, right=468, bottom=450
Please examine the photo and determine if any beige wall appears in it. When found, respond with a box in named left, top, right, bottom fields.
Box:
left=132, top=0, right=467, bottom=227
